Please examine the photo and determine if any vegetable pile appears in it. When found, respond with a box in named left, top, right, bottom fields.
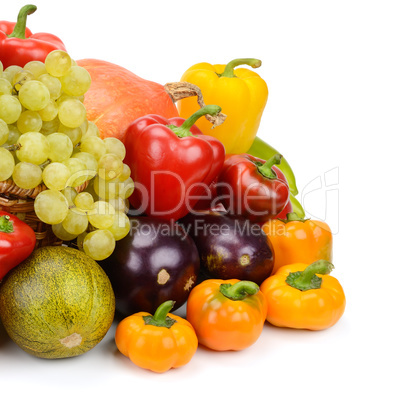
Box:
left=0, top=4, right=346, bottom=373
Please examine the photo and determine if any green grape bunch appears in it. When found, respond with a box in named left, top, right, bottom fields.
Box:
left=0, top=52, right=134, bottom=261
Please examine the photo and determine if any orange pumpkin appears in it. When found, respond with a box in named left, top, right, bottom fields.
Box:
left=77, top=59, right=179, bottom=142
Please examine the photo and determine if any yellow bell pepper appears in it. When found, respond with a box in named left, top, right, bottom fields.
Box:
left=260, top=260, right=346, bottom=331
left=177, top=58, right=269, bottom=154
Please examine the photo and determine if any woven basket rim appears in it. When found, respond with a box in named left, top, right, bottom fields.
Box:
left=0, top=179, right=89, bottom=209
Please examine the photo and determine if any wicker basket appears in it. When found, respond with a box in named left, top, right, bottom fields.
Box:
left=0, top=179, right=87, bottom=249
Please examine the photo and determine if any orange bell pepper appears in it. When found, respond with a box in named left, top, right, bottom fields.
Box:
left=186, top=279, right=267, bottom=351
left=260, top=260, right=346, bottom=330
left=115, top=300, right=198, bottom=373
left=262, top=212, right=333, bottom=275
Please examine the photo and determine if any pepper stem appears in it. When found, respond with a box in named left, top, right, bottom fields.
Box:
left=168, top=105, right=222, bottom=138
left=278, top=211, right=309, bottom=223
left=219, top=58, right=262, bottom=78
left=8, top=4, right=37, bottom=39
left=142, top=300, right=177, bottom=328
left=257, top=154, right=282, bottom=179
left=0, top=215, right=14, bottom=233
left=285, top=260, right=334, bottom=291
left=220, top=281, right=259, bottom=301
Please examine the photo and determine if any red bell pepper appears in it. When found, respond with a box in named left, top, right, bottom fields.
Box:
left=216, top=153, right=290, bottom=222
left=124, top=105, right=226, bottom=222
left=0, top=4, right=67, bottom=69
left=0, top=211, right=36, bottom=280
left=274, top=197, right=293, bottom=219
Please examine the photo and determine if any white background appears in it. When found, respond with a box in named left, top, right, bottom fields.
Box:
left=1, top=1, right=401, bottom=400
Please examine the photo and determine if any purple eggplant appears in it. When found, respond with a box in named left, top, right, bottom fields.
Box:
left=98, top=216, right=200, bottom=316
left=179, top=212, right=274, bottom=284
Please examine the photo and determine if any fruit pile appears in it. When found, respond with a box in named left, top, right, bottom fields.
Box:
left=0, top=50, right=134, bottom=261
left=0, top=4, right=346, bottom=375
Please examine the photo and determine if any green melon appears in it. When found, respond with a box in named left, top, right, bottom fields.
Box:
left=0, top=246, right=115, bottom=359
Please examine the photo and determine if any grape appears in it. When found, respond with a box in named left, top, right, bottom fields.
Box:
left=62, top=209, right=88, bottom=235
left=47, top=132, right=73, bottom=162
left=38, top=99, right=58, bottom=121
left=80, top=136, right=106, bottom=160
left=98, top=153, right=123, bottom=180
left=71, top=152, right=98, bottom=178
left=40, top=117, right=60, bottom=135
left=58, top=123, right=83, bottom=145
left=87, top=201, right=115, bottom=229
left=62, top=186, right=77, bottom=207
left=12, top=70, right=34, bottom=93
left=16, top=131, right=50, bottom=165
left=38, top=73, right=62, bottom=100
left=106, top=211, right=130, bottom=241
left=18, top=80, right=50, bottom=111
left=24, top=61, right=47, bottom=79
left=82, top=121, right=100, bottom=139
left=52, top=223, right=78, bottom=241
left=2, top=66, right=23, bottom=83
left=34, top=189, right=69, bottom=224
left=58, top=98, right=86, bottom=128
left=17, top=110, right=42, bottom=133
left=76, top=231, right=87, bottom=250
left=119, top=177, right=135, bottom=199
left=12, top=162, right=42, bottom=189
left=42, top=162, right=71, bottom=190
left=74, top=191, right=94, bottom=211
left=108, top=197, right=129, bottom=213
left=64, top=157, right=88, bottom=187
left=82, top=180, right=100, bottom=203
left=59, top=66, right=91, bottom=97
left=3, top=125, right=20, bottom=146
left=0, top=148, right=15, bottom=181
left=118, top=164, right=131, bottom=182
left=0, top=118, right=9, bottom=146
left=45, top=50, right=72, bottom=77
left=0, top=78, right=12, bottom=95
left=103, top=137, right=126, bottom=160
left=83, top=229, right=116, bottom=260
left=80, top=119, right=89, bottom=136
left=0, top=94, right=22, bottom=124
left=93, top=176, right=121, bottom=200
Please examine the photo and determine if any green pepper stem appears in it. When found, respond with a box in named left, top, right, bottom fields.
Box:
left=142, top=300, right=177, bottom=328
left=8, top=4, right=37, bottom=39
left=0, top=215, right=14, bottom=233
left=285, top=260, right=334, bottom=291
left=220, top=281, right=259, bottom=301
left=168, top=105, right=222, bottom=138
left=278, top=211, right=309, bottom=223
left=257, top=154, right=282, bottom=179
left=220, top=58, right=262, bottom=78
